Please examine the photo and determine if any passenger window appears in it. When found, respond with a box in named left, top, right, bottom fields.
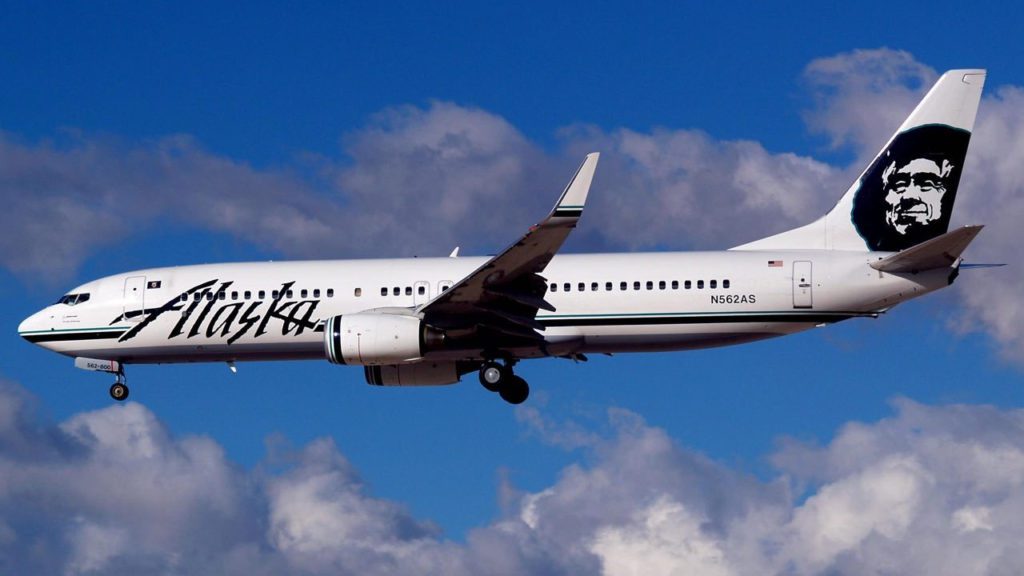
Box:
left=579, top=282, right=586, bottom=292
left=550, top=283, right=557, bottom=292
left=620, top=281, right=627, bottom=290
left=418, top=286, right=425, bottom=295
left=231, top=291, right=239, bottom=300
left=633, top=281, right=640, bottom=290
left=219, top=292, right=227, bottom=300
left=258, top=290, right=266, bottom=299
left=606, top=282, right=613, bottom=291
left=564, top=283, right=571, bottom=292
left=381, top=287, right=388, bottom=296
left=194, top=293, right=201, bottom=301
left=272, top=291, right=279, bottom=299
left=685, top=281, right=692, bottom=290
left=405, top=286, right=412, bottom=296
left=300, top=289, right=308, bottom=298
left=327, top=289, right=334, bottom=298
left=671, top=280, right=678, bottom=290
left=314, top=289, right=321, bottom=298
left=659, top=281, right=666, bottom=290
left=244, top=291, right=252, bottom=300
left=697, top=280, right=705, bottom=289
left=393, top=287, right=400, bottom=296
left=286, top=290, right=294, bottom=298
left=710, top=280, right=717, bottom=289
left=591, top=282, right=599, bottom=291
left=180, top=294, right=188, bottom=302
left=646, top=281, right=653, bottom=290
left=723, top=280, right=730, bottom=289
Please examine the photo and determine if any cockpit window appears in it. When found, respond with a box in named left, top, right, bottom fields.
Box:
left=56, top=293, right=90, bottom=306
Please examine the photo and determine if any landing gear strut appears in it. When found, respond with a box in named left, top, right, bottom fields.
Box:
left=109, top=369, right=129, bottom=402
left=478, top=359, right=529, bottom=404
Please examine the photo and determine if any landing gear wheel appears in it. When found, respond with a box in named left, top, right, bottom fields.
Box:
left=499, top=376, right=529, bottom=405
left=479, top=361, right=506, bottom=392
left=109, top=382, right=129, bottom=402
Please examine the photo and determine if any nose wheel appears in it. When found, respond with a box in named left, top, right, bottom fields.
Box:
left=109, top=371, right=129, bottom=401
left=478, top=360, right=529, bottom=404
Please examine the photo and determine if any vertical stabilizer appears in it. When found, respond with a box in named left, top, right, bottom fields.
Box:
left=734, top=69, right=986, bottom=252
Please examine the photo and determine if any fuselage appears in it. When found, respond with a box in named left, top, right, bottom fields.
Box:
left=18, top=249, right=952, bottom=365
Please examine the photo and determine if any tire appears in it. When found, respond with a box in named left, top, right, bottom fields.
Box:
left=499, top=376, right=529, bottom=405
left=479, top=362, right=505, bottom=392
left=109, top=382, right=129, bottom=402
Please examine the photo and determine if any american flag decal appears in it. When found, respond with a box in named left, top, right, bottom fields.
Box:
left=768, top=260, right=783, bottom=267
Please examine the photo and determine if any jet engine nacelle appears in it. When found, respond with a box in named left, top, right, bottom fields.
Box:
left=324, top=312, right=443, bottom=366
left=363, top=362, right=461, bottom=386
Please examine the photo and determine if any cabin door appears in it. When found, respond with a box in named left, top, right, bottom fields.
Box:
left=792, top=261, right=813, bottom=309
left=123, top=276, right=147, bottom=322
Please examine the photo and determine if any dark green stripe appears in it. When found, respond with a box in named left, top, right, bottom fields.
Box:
left=552, top=208, right=583, bottom=218
left=539, top=313, right=857, bottom=327
left=22, top=330, right=127, bottom=343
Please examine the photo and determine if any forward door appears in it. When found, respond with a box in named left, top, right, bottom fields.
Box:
left=123, top=276, right=147, bottom=321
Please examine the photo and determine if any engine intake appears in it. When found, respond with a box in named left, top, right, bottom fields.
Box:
left=324, top=312, right=443, bottom=366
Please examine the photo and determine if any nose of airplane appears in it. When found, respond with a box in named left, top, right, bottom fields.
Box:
left=18, top=308, right=52, bottom=344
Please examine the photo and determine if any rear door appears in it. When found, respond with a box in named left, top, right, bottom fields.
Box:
left=792, top=261, right=812, bottom=309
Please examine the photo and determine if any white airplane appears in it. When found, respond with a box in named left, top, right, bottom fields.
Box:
left=19, top=70, right=989, bottom=404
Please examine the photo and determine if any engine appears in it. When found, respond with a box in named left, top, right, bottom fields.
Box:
left=363, top=362, right=461, bottom=386
left=323, top=312, right=444, bottom=365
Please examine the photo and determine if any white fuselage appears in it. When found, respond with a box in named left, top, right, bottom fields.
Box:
left=18, top=250, right=952, bottom=365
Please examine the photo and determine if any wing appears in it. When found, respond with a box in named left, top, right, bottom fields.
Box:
left=418, top=153, right=599, bottom=342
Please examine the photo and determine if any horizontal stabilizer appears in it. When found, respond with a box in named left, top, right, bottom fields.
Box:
left=870, top=225, right=983, bottom=273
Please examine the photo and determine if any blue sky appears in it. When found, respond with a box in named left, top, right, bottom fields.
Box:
left=2, top=2, right=1024, bottom=574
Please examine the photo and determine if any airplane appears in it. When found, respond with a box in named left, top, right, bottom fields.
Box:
left=18, top=69, right=989, bottom=405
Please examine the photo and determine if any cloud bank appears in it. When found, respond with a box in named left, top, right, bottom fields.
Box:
left=2, top=379, right=1024, bottom=575
left=2, top=49, right=1023, bottom=361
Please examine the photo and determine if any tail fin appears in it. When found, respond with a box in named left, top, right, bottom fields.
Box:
left=735, top=69, right=986, bottom=252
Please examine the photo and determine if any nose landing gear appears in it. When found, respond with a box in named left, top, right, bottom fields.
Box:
left=109, top=370, right=129, bottom=401
left=478, top=360, right=529, bottom=405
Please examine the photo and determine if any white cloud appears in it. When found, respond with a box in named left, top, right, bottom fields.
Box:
left=800, top=48, right=938, bottom=153
left=781, top=455, right=929, bottom=572
left=4, top=378, right=1024, bottom=574
left=590, top=496, right=733, bottom=576
left=65, top=518, right=130, bottom=575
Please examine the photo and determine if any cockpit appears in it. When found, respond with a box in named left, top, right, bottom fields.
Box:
left=56, top=293, right=91, bottom=306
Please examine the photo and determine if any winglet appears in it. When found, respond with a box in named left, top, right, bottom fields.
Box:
left=551, top=153, right=599, bottom=218
left=870, top=225, right=983, bottom=273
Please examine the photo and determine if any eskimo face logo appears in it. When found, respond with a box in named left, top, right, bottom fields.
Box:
left=882, top=156, right=954, bottom=235
left=852, top=124, right=970, bottom=251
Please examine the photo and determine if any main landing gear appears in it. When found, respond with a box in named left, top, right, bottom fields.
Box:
left=478, top=360, right=529, bottom=405
left=109, top=369, right=129, bottom=402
